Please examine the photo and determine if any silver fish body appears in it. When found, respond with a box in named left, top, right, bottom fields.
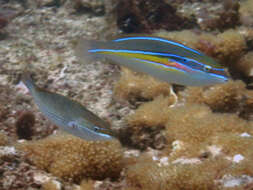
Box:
left=76, top=36, right=229, bottom=86
left=22, top=73, right=114, bottom=141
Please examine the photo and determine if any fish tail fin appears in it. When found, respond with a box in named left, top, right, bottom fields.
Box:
left=21, top=71, right=36, bottom=92
left=75, top=38, right=109, bottom=64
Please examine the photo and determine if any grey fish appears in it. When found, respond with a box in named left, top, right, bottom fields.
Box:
left=21, top=72, right=114, bottom=141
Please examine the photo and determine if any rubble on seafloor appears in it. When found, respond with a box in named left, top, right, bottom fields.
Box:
left=1, top=0, right=253, bottom=189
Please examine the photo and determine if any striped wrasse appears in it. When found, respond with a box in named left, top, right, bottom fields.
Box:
left=75, top=36, right=229, bottom=86
left=21, top=73, right=114, bottom=141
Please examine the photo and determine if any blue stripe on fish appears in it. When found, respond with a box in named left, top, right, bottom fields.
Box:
left=207, top=73, right=228, bottom=80
left=88, top=49, right=206, bottom=69
left=88, top=49, right=203, bottom=64
left=88, top=49, right=172, bottom=56
left=113, top=37, right=203, bottom=56
left=212, top=68, right=226, bottom=71
left=73, top=121, right=113, bottom=139
left=133, top=56, right=227, bottom=81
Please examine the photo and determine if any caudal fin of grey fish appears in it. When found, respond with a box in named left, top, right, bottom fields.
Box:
left=21, top=72, right=36, bottom=92
left=75, top=38, right=108, bottom=64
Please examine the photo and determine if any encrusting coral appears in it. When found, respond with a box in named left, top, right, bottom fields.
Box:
left=239, top=0, right=253, bottom=26
left=195, top=0, right=240, bottom=31
left=77, top=179, right=95, bottom=190
left=113, top=67, right=172, bottom=102
left=240, top=90, right=253, bottom=120
left=15, top=111, right=35, bottom=140
left=212, top=30, right=247, bottom=66
left=183, top=80, right=246, bottom=113
left=165, top=103, right=253, bottom=159
left=126, top=157, right=230, bottom=190
left=42, top=180, right=61, bottom=190
left=125, top=110, right=253, bottom=190
left=115, top=0, right=194, bottom=33
left=121, top=95, right=174, bottom=149
left=0, top=132, right=8, bottom=146
left=235, top=51, right=253, bottom=81
left=17, top=133, right=123, bottom=182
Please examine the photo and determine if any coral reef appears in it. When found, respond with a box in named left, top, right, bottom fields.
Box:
left=77, top=180, right=95, bottom=190
left=115, top=0, right=195, bottom=33
left=0, top=8, right=19, bottom=40
left=240, top=90, right=253, bottom=120
left=181, top=80, right=253, bottom=120
left=235, top=52, right=253, bottom=82
left=0, top=8, right=17, bottom=30
left=42, top=180, right=61, bottom=190
left=121, top=95, right=173, bottom=150
left=123, top=102, right=253, bottom=189
left=1, top=0, right=253, bottom=189
left=165, top=103, right=253, bottom=159
left=0, top=132, right=8, bottom=146
left=179, top=0, right=240, bottom=31
left=0, top=149, right=43, bottom=190
left=239, top=0, right=253, bottom=27
left=15, top=111, right=35, bottom=140
left=17, top=133, right=123, bottom=182
left=212, top=30, right=246, bottom=67
left=183, top=80, right=246, bottom=113
left=200, top=0, right=240, bottom=30
left=126, top=157, right=230, bottom=190
left=71, top=0, right=105, bottom=15
left=113, top=68, right=172, bottom=102
left=0, top=83, right=56, bottom=141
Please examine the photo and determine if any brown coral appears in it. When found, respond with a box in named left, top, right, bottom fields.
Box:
left=165, top=103, right=253, bottom=159
left=120, top=95, right=174, bottom=150
left=42, top=180, right=60, bottom=190
left=234, top=52, right=253, bottom=82
left=0, top=8, right=17, bottom=30
left=239, top=0, right=253, bottom=26
left=213, top=30, right=246, bottom=66
left=195, top=0, right=240, bottom=31
left=115, top=0, right=195, bottom=33
left=113, top=68, right=172, bottom=102
left=211, top=133, right=253, bottom=158
left=15, top=111, right=35, bottom=140
left=121, top=100, right=253, bottom=189
left=17, top=134, right=123, bottom=182
left=0, top=132, right=8, bottom=146
left=78, top=179, right=95, bottom=190
left=184, top=80, right=246, bottom=112
left=126, top=158, right=230, bottom=190
left=240, top=90, right=253, bottom=120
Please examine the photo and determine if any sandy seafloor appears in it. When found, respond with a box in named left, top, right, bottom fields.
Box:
left=1, top=0, right=253, bottom=190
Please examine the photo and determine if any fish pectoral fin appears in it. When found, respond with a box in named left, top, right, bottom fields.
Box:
left=67, top=121, right=79, bottom=129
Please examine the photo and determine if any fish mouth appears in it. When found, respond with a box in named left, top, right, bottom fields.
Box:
left=210, top=68, right=230, bottom=81
left=97, top=127, right=116, bottom=138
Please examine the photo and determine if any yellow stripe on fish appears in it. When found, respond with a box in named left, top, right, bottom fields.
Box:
left=100, top=51, right=191, bottom=74
left=75, top=36, right=229, bottom=86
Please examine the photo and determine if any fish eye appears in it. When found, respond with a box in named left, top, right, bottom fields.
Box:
left=94, top=126, right=99, bottom=132
left=203, top=65, right=212, bottom=72
left=182, top=58, right=187, bottom=62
